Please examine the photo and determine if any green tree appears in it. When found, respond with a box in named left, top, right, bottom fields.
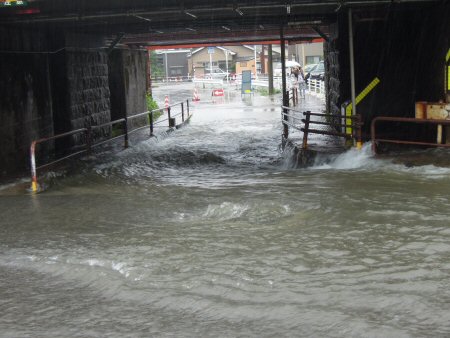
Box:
left=150, top=51, right=164, bottom=78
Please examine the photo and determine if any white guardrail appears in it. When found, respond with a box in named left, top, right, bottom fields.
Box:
left=191, top=76, right=325, bottom=100
left=238, top=76, right=325, bottom=99
left=193, top=78, right=224, bottom=87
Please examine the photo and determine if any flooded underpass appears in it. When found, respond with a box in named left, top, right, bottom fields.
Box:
left=1, top=83, right=450, bottom=337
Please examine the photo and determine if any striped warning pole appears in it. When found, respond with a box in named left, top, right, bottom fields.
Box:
left=164, top=95, right=169, bottom=111
left=446, top=48, right=449, bottom=102
left=345, top=77, right=380, bottom=149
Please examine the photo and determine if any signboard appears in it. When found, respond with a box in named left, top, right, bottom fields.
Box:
left=0, top=0, right=27, bottom=6
left=207, top=47, right=215, bottom=54
left=212, top=89, right=224, bottom=97
left=241, top=70, right=252, bottom=94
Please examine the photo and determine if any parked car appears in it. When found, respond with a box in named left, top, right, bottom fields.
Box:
left=309, top=61, right=325, bottom=81
left=273, top=63, right=288, bottom=77
left=205, top=68, right=229, bottom=80
left=304, top=63, right=318, bottom=74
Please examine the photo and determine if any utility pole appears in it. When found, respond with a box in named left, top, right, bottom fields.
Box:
left=268, top=44, right=274, bottom=95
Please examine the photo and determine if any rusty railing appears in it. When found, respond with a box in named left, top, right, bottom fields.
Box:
left=371, top=116, right=450, bottom=154
left=281, top=106, right=362, bottom=149
left=30, top=99, right=191, bottom=192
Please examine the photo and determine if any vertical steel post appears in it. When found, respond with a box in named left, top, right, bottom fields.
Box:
left=146, top=49, right=152, bottom=96
left=167, top=106, right=171, bottom=127
left=186, top=99, right=190, bottom=116
left=181, top=102, right=185, bottom=122
left=225, top=49, right=229, bottom=84
left=149, top=111, right=154, bottom=136
left=30, top=141, right=38, bottom=192
left=356, top=114, right=362, bottom=148
left=302, top=111, right=311, bottom=150
left=164, top=52, right=169, bottom=82
left=268, top=44, right=274, bottom=95
left=348, top=8, right=360, bottom=149
left=281, top=26, right=289, bottom=140
left=254, top=45, right=257, bottom=78
left=281, top=26, right=288, bottom=108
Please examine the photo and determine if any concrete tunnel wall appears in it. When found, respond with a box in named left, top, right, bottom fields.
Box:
left=0, top=26, right=55, bottom=177
left=0, top=29, right=148, bottom=177
left=325, top=2, right=450, bottom=142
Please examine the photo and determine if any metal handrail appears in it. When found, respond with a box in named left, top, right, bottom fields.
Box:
left=30, top=99, right=191, bottom=192
left=280, top=106, right=362, bottom=150
left=371, top=116, right=450, bottom=154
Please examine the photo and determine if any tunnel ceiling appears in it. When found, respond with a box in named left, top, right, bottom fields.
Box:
left=0, top=0, right=441, bottom=47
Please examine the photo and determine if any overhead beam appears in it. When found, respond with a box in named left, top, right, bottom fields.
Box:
left=312, top=26, right=329, bottom=42
left=107, top=32, right=125, bottom=53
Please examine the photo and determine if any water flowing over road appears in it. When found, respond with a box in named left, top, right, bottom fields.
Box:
left=1, top=83, right=450, bottom=337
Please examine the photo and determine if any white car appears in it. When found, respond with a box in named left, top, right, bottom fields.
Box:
left=206, top=68, right=229, bottom=80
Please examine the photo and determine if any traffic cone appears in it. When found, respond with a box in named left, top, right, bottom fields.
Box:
left=193, top=88, right=200, bottom=101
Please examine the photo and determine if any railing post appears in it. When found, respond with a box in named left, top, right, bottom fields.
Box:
left=186, top=99, right=190, bottom=116
left=181, top=102, right=185, bottom=122
left=123, top=117, right=129, bottom=148
left=356, top=114, right=362, bottom=150
left=30, top=141, right=38, bottom=192
left=371, top=118, right=377, bottom=154
left=302, top=111, right=311, bottom=150
left=149, top=110, right=154, bottom=136
left=167, top=106, right=171, bottom=127
left=283, top=107, right=289, bottom=139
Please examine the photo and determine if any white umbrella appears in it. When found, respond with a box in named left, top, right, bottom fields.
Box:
left=285, top=60, right=301, bottom=68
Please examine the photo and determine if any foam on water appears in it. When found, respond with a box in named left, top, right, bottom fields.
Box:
left=311, top=142, right=450, bottom=179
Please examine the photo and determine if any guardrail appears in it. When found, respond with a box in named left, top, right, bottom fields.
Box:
left=193, top=78, right=224, bottom=87
left=281, top=106, right=362, bottom=150
left=30, top=99, right=191, bottom=192
left=371, top=116, right=450, bottom=154
left=307, top=79, right=325, bottom=98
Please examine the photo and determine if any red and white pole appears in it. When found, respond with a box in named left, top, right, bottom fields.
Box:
left=164, top=95, right=169, bottom=111
left=30, top=141, right=39, bottom=192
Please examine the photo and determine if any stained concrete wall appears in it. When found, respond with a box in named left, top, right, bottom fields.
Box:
left=0, top=27, right=148, bottom=177
left=65, top=50, right=112, bottom=146
left=0, top=27, right=54, bottom=177
left=326, top=3, right=450, bottom=140
left=109, top=49, right=147, bottom=129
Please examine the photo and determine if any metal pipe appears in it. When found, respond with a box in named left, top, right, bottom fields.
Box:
left=224, top=48, right=229, bottom=84
left=30, top=142, right=38, bottom=192
left=7, top=1, right=438, bottom=24
left=268, top=44, right=274, bottom=95
left=348, top=8, right=360, bottom=149
left=164, top=52, right=169, bottom=82
left=281, top=26, right=289, bottom=139
left=371, top=116, right=450, bottom=154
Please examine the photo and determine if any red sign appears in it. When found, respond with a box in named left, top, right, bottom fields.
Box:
left=212, top=89, right=224, bottom=97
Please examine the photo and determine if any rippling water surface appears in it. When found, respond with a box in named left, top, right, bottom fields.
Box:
left=1, top=84, right=450, bottom=337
